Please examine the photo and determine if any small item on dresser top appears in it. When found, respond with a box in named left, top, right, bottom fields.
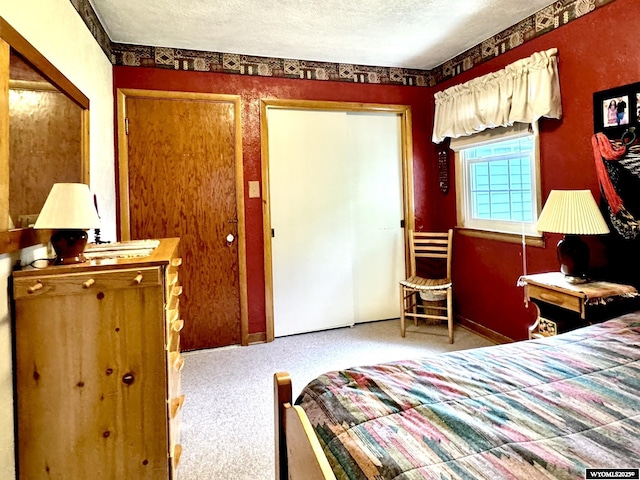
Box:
left=84, top=239, right=161, bottom=259
left=91, top=194, right=110, bottom=245
left=33, top=183, right=101, bottom=265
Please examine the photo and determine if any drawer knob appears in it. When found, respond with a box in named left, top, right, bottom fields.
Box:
left=83, top=278, right=95, bottom=289
left=27, top=281, right=43, bottom=294
left=133, top=272, right=143, bottom=284
left=169, top=352, right=184, bottom=371
left=170, top=395, right=186, bottom=418
left=173, top=444, right=183, bottom=469
left=172, top=319, right=185, bottom=332
left=175, top=357, right=184, bottom=371
left=122, top=373, right=135, bottom=385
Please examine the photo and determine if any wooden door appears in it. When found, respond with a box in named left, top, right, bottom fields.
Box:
left=119, top=91, right=246, bottom=349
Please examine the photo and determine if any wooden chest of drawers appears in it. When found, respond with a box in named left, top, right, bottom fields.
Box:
left=12, top=238, right=184, bottom=479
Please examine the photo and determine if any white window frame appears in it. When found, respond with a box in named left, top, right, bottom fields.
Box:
left=452, top=122, right=542, bottom=237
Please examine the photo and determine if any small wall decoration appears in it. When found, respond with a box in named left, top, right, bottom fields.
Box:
left=593, top=82, right=640, bottom=140
left=437, top=145, right=450, bottom=195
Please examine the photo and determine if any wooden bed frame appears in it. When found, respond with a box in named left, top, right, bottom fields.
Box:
left=274, top=372, right=336, bottom=480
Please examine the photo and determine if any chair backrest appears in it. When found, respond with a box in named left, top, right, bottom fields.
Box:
left=408, top=230, right=453, bottom=279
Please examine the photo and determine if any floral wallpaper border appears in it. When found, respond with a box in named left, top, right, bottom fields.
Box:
left=71, top=0, right=616, bottom=87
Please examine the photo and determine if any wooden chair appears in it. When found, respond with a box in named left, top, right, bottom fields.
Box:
left=400, top=230, right=454, bottom=343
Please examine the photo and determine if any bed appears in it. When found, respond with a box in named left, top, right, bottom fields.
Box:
left=274, top=313, right=640, bottom=479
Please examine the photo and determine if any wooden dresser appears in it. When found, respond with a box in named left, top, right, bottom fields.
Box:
left=12, top=238, right=184, bottom=479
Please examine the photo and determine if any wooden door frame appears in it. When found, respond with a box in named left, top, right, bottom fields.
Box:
left=260, top=99, right=415, bottom=343
left=116, top=88, right=249, bottom=346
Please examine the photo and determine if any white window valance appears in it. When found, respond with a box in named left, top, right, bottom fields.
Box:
left=432, top=48, right=562, bottom=143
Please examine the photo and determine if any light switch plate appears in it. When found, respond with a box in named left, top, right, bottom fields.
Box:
left=248, top=181, right=260, bottom=198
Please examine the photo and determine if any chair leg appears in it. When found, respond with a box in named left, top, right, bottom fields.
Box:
left=400, top=284, right=406, bottom=337
left=447, top=287, right=453, bottom=344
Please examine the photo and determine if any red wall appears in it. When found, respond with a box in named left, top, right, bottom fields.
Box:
left=432, top=0, right=640, bottom=340
left=113, top=69, right=435, bottom=336
left=115, top=0, right=640, bottom=342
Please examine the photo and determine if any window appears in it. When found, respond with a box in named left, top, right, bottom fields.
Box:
left=452, top=123, right=540, bottom=236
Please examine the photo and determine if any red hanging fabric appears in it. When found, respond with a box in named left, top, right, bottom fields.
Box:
left=591, top=133, right=625, bottom=215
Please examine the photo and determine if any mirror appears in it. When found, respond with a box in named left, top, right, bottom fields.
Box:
left=9, top=50, right=84, bottom=229
left=0, top=16, right=89, bottom=254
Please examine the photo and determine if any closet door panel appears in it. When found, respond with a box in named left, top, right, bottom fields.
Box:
left=348, top=113, right=405, bottom=323
left=268, top=109, right=355, bottom=337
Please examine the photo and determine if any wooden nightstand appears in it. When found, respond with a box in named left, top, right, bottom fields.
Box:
left=519, top=272, right=638, bottom=339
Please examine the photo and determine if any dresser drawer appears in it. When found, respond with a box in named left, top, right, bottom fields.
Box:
left=527, top=284, right=582, bottom=314
left=167, top=285, right=182, bottom=311
left=169, top=417, right=182, bottom=468
left=169, top=394, right=186, bottom=420
left=168, top=351, right=184, bottom=400
left=172, top=444, right=183, bottom=471
left=168, top=373, right=182, bottom=400
left=13, top=267, right=162, bottom=300
left=166, top=270, right=179, bottom=298
left=169, top=256, right=183, bottom=272
left=167, top=318, right=184, bottom=353
left=165, top=257, right=182, bottom=295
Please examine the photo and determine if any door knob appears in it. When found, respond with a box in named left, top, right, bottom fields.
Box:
left=226, top=233, right=235, bottom=246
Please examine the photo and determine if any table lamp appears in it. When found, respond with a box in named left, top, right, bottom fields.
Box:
left=536, top=190, right=610, bottom=282
left=33, top=183, right=101, bottom=265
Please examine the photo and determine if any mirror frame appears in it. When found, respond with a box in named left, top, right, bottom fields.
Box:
left=0, top=16, right=90, bottom=254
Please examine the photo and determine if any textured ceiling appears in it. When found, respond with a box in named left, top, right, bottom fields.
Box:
left=89, top=0, right=557, bottom=70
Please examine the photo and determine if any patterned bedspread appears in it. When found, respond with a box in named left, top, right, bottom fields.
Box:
left=296, top=314, right=640, bottom=479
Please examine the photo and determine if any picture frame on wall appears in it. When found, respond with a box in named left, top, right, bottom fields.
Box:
left=593, top=82, right=640, bottom=140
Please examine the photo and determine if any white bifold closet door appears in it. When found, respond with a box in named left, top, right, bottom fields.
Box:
left=268, top=108, right=404, bottom=337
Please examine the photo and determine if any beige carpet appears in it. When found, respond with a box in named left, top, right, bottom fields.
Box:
left=178, top=319, right=494, bottom=479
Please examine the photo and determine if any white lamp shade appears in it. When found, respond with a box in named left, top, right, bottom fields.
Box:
left=536, top=190, right=610, bottom=235
left=33, top=183, right=101, bottom=230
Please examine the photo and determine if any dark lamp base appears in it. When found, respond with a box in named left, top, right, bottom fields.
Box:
left=557, top=234, right=589, bottom=280
left=51, top=229, right=89, bottom=265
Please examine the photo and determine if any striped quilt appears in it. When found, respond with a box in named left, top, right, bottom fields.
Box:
left=296, top=314, right=640, bottom=479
